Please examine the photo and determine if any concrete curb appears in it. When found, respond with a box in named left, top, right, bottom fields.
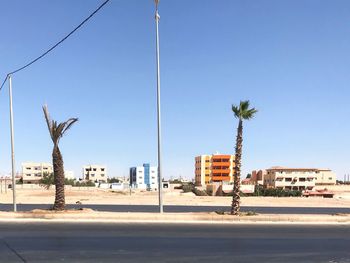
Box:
left=0, top=210, right=349, bottom=224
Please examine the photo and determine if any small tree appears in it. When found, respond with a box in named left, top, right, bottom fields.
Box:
left=39, top=172, right=54, bottom=190
left=107, top=177, right=120, bottom=183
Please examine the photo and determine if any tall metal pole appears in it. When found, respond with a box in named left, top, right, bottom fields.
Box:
left=155, top=0, right=163, bottom=213
left=8, top=75, right=17, bottom=212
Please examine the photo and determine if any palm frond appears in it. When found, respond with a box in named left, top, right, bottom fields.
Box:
left=54, top=122, right=66, bottom=144
left=242, top=108, right=258, bottom=120
left=231, top=100, right=257, bottom=120
left=42, top=105, right=55, bottom=142
left=240, top=100, right=250, bottom=112
left=42, top=105, right=78, bottom=146
left=231, top=105, right=240, bottom=119
left=61, top=118, right=79, bottom=136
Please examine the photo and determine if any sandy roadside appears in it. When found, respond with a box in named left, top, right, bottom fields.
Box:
left=1, top=188, right=350, bottom=207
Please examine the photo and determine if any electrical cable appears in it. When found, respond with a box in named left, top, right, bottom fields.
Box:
left=0, top=0, right=110, bottom=91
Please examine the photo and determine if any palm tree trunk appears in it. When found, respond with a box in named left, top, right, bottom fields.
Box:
left=231, top=119, right=243, bottom=215
left=52, top=145, right=65, bottom=210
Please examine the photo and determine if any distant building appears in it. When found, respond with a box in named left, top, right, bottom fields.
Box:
left=82, top=165, right=107, bottom=183
left=195, top=153, right=235, bottom=186
left=263, top=167, right=336, bottom=191
left=65, top=170, right=75, bottom=180
left=315, top=169, right=337, bottom=185
left=21, top=162, right=53, bottom=184
left=251, top=170, right=266, bottom=185
left=130, top=163, right=158, bottom=190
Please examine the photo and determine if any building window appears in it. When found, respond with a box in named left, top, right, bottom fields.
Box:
left=101, top=174, right=105, bottom=177
left=285, top=178, right=292, bottom=182
left=101, top=168, right=105, bottom=171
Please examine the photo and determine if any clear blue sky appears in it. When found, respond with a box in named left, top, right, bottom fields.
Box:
left=0, top=0, right=349, bottom=180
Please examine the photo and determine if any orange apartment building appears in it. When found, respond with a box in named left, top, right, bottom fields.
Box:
left=195, top=153, right=235, bottom=186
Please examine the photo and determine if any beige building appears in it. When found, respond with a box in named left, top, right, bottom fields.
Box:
left=22, top=162, right=53, bottom=184
left=263, top=167, right=336, bottom=191
left=195, top=153, right=235, bottom=186
left=314, top=169, right=337, bottom=185
left=82, top=165, right=107, bottom=183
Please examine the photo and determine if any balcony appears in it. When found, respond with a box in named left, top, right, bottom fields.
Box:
left=211, top=169, right=230, bottom=174
left=212, top=176, right=230, bottom=182
left=275, top=180, right=315, bottom=187
left=212, top=162, right=231, bottom=167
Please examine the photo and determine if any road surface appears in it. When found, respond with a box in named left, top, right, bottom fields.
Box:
left=0, top=223, right=349, bottom=262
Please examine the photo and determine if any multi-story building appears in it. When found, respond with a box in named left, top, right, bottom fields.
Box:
left=65, top=171, right=75, bottom=180
left=245, top=170, right=266, bottom=185
left=263, top=167, right=336, bottom=191
left=21, top=162, right=53, bottom=184
left=130, top=163, right=158, bottom=190
left=195, top=153, right=235, bottom=186
left=315, top=169, right=337, bottom=185
left=82, top=165, right=107, bottom=183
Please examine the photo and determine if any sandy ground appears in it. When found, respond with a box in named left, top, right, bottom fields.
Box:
left=1, top=187, right=350, bottom=207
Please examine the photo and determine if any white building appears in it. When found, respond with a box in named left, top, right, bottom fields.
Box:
left=130, top=163, right=158, bottom=190
left=82, top=165, right=107, bottom=183
left=65, top=170, right=75, bottom=180
left=22, top=162, right=53, bottom=184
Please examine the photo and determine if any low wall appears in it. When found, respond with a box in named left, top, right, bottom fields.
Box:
left=314, top=185, right=350, bottom=192
left=14, top=184, right=97, bottom=191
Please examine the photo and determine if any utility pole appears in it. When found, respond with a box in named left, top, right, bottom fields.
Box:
left=8, top=75, right=17, bottom=212
left=154, top=0, right=163, bottom=213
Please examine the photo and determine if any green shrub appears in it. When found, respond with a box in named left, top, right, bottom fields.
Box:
left=74, top=180, right=95, bottom=187
left=182, top=184, right=194, bottom=193
left=254, top=185, right=302, bottom=197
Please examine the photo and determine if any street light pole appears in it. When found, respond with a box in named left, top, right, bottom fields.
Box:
left=155, top=0, right=163, bottom=213
left=8, top=74, right=17, bottom=212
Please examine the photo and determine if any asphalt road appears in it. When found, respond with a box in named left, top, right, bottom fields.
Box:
left=0, top=222, right=349, bottom=262
left=0, top=204, right=350, bottom=214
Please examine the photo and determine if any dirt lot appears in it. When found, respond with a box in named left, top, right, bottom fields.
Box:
left=1, top=187, right=350, bottom=207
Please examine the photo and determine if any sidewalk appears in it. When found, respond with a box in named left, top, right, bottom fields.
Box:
left=0, top=209, right=349, bottom=224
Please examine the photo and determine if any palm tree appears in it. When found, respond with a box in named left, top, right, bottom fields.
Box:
left=43, top=105, right=78, bottom=210
left=231, top=100, right=257, bottom=215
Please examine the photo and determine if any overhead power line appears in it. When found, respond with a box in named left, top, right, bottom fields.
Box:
left=0, top=0, right=110, bottom=91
